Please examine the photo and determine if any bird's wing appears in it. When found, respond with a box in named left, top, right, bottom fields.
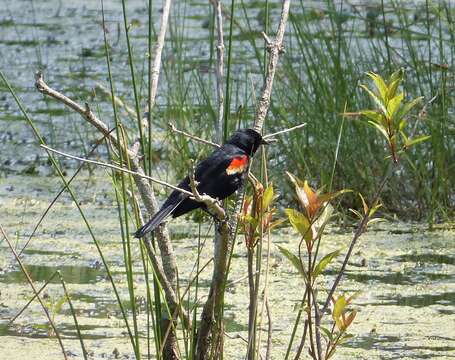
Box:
left=194, top=146, right=248, bottom=183
left=161, top=147, right=247, bottom=206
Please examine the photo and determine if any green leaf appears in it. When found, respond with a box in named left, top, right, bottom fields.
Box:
left=277, top=245, right=306, bottom=277
left=367, top=120, right=389, bottom=141
left=387, top=92, right=404, bottom=119
left=320, top=326, right=334, bottom=342
left=338, top=333, right=355, bottom=344
left=389, top=68, right=405, bottom=84
left=360, top=84, right=387, bottom=116
left=284, top=208, right=313, bottom=242
left=318, top=189, right=352, bottom=204
left=395, top=96, right=423, bottom=121
left=399, top=119, right=407, bottom=132
left=405, top=135, right=431, bottom=148
left=262, top=185, right=274, bottom=210
left=360, top=110, right=383, bottom=124
left=313, top=249, right=342, bottom=277
left=367, top=217, right=385, bottom=226
left=333, top=295, right=347, bottom=320
left=349, top=208, right=363, bottom=220
left=314, top=203, right=334, bottom=238
left=366, top=72, right=387, bottom=102
left=53, top=296, right=68, bottom=314
left=386, top=78, right=401, bottom=100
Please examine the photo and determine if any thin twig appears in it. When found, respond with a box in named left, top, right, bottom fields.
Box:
left=213, top=0, right=225, bottom=144
left=169, top=123, right=220, bottom=148
left=253, top=0, right=291, bottom=133
left=94, top=82, right=136, bottom=119
left=41, top=144, right=194, bottom=197
left=35, top=72, right=118, bottom=146
left=263, top=122, right=306, bottom=139
left=8, top=271, right=59, bottom=325
left=320, top=164, right=393, bottom=316
left=265, top=296, right=273, bottom=360
left=148, top=0, right=172, bottom=113
left=35, top=72, right=178, bottom=288
left=0, top=224, right=68, bottom=360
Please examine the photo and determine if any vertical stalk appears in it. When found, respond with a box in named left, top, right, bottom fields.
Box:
left=223, top=0, right=236, bottom=140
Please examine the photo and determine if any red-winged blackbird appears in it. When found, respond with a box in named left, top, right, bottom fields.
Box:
left=134, top=128, right=266, bottom=238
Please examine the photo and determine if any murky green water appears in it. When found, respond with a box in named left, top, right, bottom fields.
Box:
left=1, top=0, right=455, bottom=359
left=1, top=173, right=454, bottom=359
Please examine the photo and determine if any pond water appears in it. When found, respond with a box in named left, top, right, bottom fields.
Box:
left=1, top=173, right=454, bottom=359
left=1, top=0, right=455, bottom=359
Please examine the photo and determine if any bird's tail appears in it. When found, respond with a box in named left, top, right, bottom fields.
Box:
left=134, top=200, right=182, bottom=238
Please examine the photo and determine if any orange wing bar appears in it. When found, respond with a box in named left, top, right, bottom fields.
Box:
left=226, top=155, right=249, bottom=175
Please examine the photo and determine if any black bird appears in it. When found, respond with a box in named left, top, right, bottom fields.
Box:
left=134, top=128, right=266, bottom=238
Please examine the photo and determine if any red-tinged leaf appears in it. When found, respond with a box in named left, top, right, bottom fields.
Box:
left=303, top=181, right=321, bottom=220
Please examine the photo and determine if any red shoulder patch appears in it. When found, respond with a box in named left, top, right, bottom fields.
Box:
left=226, top=155, right=249, bottom=175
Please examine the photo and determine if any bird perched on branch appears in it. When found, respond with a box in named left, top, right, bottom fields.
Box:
left=134, top=128, right=267, bottom=238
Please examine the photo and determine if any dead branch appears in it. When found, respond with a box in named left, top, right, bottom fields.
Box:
left=253, top=0, right=291, bottom=133
left=214, top=0, right=225, bottom=144
left=94, top=82, right=137, bottom=119
left=35, top=71, right=180, bottom=358
left=149, top=0, right=172, bottom=113
left=41, top=144, right=194, bottom=197
left=169, top=123, right=220, bottom=148
left=262, top=122, right=306, bottom=139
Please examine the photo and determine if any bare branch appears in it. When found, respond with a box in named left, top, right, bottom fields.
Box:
left=41, top=144, right=194, bottom=197
left=148, top=0, right=172, bottom=113
left=35, top=72, right=118, bottom=146
left=169, top=123, right=220, bottom=148
left=263, top=122, right=306, bottom=139
left=94, top=82, right=136, bottom=119
left=213, top=0, right=225, bottom=144
left=253, top=0, right=291, bottom=133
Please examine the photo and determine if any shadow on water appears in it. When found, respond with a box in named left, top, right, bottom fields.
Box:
left=344, top=334, right=455, bottom=357
left=393, top=253, right=455, bottom=265
left=0, top=264, right=106, bottom=284
left=378, top=292, right=455, bottom=309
